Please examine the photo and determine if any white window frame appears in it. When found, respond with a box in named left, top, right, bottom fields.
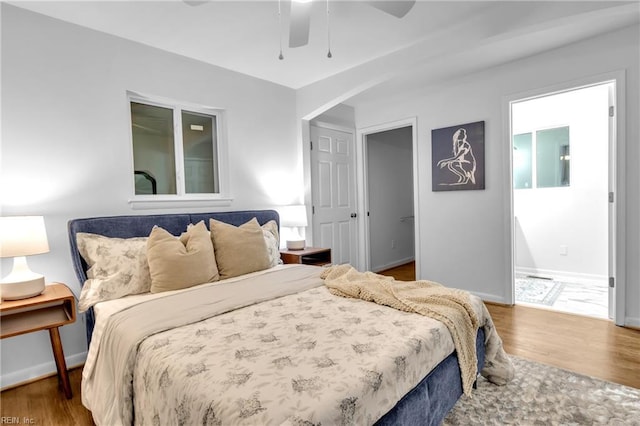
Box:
left=127, top=91, right=231, bottom=209
left=513, top=124, right=570, bottom=190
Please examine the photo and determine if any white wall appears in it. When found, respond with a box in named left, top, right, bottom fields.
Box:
left=513, top=84, right=610, bottom=280
left=367, top=127, right=414, bottom=271
left=353, top=25, right=640, bottom=325
left=0, top=5, right=297, bottom=387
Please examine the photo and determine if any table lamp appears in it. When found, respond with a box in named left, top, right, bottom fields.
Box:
left=280, top=205, right=308, bottom=250
left=0, top=216, right=50, bottom=300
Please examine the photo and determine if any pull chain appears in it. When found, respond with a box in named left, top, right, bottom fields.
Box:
left=326, top=0, right=332, bottom=58
left=278, top=0, right=284, bottom=60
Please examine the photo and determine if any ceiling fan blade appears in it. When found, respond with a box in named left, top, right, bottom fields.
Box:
left=289, top=1, right=312, bottom=48
left=366, top=0, right=415, bottom=18
left=183, top=0, right=208, bottom=6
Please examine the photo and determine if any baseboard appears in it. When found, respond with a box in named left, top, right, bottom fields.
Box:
left=625, top=316, right=640, bottom=329
left=0, top=351, right=87, bottom=390
left=515, top=266, right=607, bottom=284
left=372, top=257, right=415, bottom=273
left=483, top=300, right=513, bottom=307
left=471, top=291, right=509, bottom=305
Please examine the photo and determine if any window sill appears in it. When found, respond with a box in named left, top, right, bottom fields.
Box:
left=128, top=195, right=233, bottom=210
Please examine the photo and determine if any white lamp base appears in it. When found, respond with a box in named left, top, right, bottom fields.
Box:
left=286, top=239, right=305, bottom=250
left=1, top=256, right=46, bottom=300
left=1, top=276, right=45, bottom=300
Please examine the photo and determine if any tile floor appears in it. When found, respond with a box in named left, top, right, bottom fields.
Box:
left=516, top=276, right=609, bottom=319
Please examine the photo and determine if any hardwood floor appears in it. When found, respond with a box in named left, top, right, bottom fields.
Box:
left=0, top=367, right=93, bottom=425
left=379, top=262, right=640, bottom=388
left=1, top=261, right=638, bottom=425
left=485, top=302, right=640, bottom=388
left=379, top=261, right=416, bottom=281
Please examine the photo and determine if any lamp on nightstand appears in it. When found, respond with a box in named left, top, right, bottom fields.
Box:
left=279, top=205, right=308, bottom=250
left=0, top=216, right=50, bottom=300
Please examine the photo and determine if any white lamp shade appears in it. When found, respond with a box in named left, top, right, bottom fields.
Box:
left=279, top=205, right=308, bottom=227
left=278, top=205, right=308, bottom=250
left=0, top=216, right=50, bottom=258
left=0, top=216, right=49, bottom=300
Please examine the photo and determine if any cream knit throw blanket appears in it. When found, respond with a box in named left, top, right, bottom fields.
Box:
left=321, top=264, right=479, bottom=396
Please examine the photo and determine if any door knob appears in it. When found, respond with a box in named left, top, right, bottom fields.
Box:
left=350, top=213, right=357, bottom=218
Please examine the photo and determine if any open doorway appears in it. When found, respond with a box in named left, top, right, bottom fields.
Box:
left=511, top=82, right=614, bottom=320
left=364, top=125, right=415, bottom=275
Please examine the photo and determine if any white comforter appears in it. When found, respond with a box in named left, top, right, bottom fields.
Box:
left=82, top=265, right=510, bottom=426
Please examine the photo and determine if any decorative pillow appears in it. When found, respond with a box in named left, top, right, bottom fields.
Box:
left=76, top=233, right=151, bottom=313
left=209, top=217, right=271, bottom=279
left=262, top=220, right=281, bottom=267
left=147, top=221, right=219, bottom=293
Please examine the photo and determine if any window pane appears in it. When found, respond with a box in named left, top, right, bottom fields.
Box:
left=131, top=102, right=176, bottom=195
left=536, top=126, right=570, bottom=188
left=513, top=133, right=532, bottom=189
left=182, top=110, right=219, bottom=194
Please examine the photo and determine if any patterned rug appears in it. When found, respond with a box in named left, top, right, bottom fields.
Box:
left=515, top=276, right=565, bottom=306
left=443, top=356, right=640, bottom=425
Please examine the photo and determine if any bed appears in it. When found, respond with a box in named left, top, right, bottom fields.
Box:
left=68, top=209, right=513, bottom=426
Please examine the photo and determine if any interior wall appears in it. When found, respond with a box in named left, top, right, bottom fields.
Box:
left=0, top=5, right=297, bottom=387
left=513, top=84, right=610, bottom=280
left=353, top=25, right=639, bottom=326
left=367, top=127, right=414, bottom=272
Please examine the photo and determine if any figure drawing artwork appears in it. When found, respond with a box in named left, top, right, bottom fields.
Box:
left=431, top=121, right=485, bottom=191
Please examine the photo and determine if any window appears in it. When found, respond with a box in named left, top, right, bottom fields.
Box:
left=513, top=126, right=570, bottom=189
left=128, top=93, right=228, bottom=203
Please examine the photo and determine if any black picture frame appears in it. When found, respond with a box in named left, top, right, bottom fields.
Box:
left=431, top=120, right=485, bottom=191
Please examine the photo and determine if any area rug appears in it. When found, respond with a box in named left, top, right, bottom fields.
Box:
left=443, top=356, right=640, bottom=425
left=515, top=276, right=565, bottom=306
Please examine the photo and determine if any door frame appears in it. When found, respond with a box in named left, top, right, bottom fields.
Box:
left=357, top=117, right=419, bottom=276
left=503, top=71, right=626, bottom=325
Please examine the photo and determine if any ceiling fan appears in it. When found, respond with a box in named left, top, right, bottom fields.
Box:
left=289, top=0, right=416, bottom=48
left=184, top=1, right=416, bottom=49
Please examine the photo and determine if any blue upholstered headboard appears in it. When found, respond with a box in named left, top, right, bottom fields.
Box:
left=68, top=209, right=279, bottom=346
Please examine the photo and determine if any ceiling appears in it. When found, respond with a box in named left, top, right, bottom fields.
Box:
left=9, top=1, right=640, bottom=101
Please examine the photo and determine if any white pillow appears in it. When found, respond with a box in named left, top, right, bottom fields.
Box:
left=262, top=220, right=281, bottom=267
left=76, top=233, right=151, bottom=312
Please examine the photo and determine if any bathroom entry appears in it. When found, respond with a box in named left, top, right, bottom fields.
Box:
left=511, top=82, right=614, bottom=320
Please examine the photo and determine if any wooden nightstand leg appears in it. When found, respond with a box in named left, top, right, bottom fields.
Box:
left=48, top=327, right=72, bottom=399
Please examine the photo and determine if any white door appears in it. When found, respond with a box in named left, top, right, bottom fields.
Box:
left=310, top=125, right=358, bottom=266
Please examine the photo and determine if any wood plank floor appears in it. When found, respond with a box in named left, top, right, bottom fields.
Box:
left=1, top=367, right=93, bottom=425
left=379, top=262, right=640, bottom=388
left=2, top=261, right=638, bottom=425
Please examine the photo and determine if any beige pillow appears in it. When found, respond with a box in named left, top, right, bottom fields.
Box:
left=210, top=217, right=270, bottom=279
left=147, top=221, right=219, bottom=293
left=262, top=220, right=281, bottom=267
left=76, top=233, right=151, bottom=313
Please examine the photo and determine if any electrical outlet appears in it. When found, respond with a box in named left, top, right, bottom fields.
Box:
left=391, top=239, right=397, bottom=249
left=560, top=245, right=568, bottom=256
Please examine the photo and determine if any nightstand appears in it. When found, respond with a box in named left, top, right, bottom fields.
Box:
left=0, top=283, right=77, bottom=399
left=280, top=247, right=332, bottom=266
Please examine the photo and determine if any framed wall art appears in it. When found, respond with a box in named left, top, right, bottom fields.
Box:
left=431, top=120, right=485, bottom=191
